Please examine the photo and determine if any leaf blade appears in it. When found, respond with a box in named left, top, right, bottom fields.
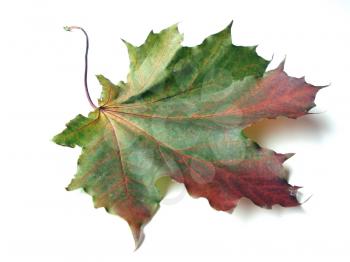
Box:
left=54, top=23, right=322, bottom=247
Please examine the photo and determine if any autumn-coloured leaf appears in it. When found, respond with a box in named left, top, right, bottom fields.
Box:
left=53, top=23, right=322, bottom=247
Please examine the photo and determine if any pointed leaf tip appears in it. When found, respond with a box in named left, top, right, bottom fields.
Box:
left=222, top=20, right=233, bottom=36
left=129, top=223, right=145, bottom=250
left=278, top=57, right=286, bottom=70
left=280, top=153, right=296, bottom=162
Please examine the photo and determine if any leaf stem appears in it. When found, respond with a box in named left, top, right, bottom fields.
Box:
left=64, top=26, right=97, bottom=109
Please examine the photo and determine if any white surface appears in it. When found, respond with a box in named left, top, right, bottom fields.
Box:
left=0, top=0, right=349, bottom=261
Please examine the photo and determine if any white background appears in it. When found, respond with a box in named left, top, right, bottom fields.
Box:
left=0, top=0, right=349, bottom=261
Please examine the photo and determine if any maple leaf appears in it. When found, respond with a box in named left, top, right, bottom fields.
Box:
left=53, top=23, right=322, bottom=247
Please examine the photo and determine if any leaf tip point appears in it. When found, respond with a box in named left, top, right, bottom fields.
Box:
left=223, top=20, right=233, bottom=37
left=284, top=152, right=296, bottom=159
left=120, top=38, right=128, bottom=45
left=129, top=223, right=145, bottom=251
left=278, top=56, right=287, bottom=70
left=299, top=193, right=313, bottom=205
left=277, top=152, right=295, bottom=163
left=318, top=83, right=330, bottom=89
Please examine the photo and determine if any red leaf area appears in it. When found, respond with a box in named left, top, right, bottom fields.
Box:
left=163, top=62, right=321, bottom=211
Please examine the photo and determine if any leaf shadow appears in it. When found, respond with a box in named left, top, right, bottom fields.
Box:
left=244, top=114, right=331, bottom=145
